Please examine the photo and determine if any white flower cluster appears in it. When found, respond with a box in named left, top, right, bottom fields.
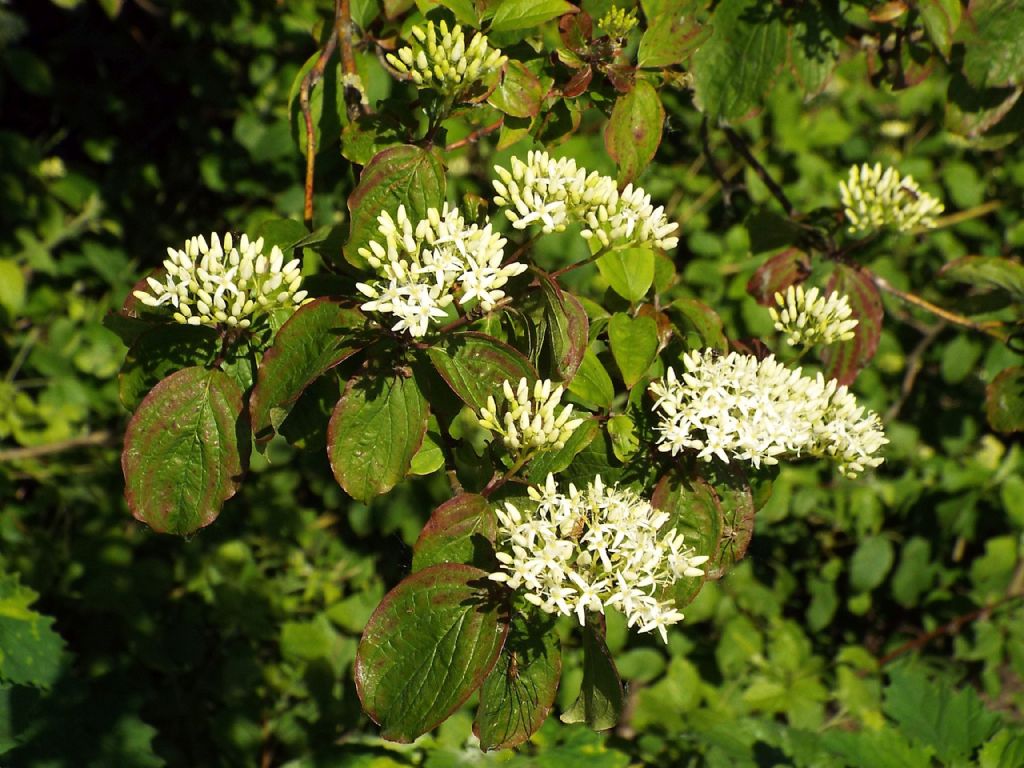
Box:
left=769, top=285, right=858, bottom=348
left=492, top=150, right=679, bottom=251
left=386, top=20, right=506, bottom=99
left=489, top=474, right=708, bottom=642
left=478, top=378, right=584, bottom=457
left=356, top=204, right=527, bottom=338
left=649, top=351, right=888, bottom=477
left=133, top=232, right=307, bottom=328
left=840, top=163, right=944, bottom=234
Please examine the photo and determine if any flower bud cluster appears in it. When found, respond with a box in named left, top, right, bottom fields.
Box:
left=649, top=350, right=888, bottom=477
left=133, top=232, right=307, bottom=328
left=356, top=204, right=527, bottom=337
left=840, top=163, right=944, bottom=234
left=492, top=150, right=679, bottom=251
left=489, top=474, right=708, bottom=642
left=386, top=20, right=506, bottom=99
left=478, top=378, right=584, bottom=456
left=769, top=285, right=858, bottom=348
left=598, top=6, right=638, bottom=39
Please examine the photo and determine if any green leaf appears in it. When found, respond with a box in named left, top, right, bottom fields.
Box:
left=821, top=726, right=935, bottom=768
left=604, top=81, right=664, bottom=185
left=607, top=313, right=658, bottom=389
left=883, top=664, right=1002, bottom=763
left=488, top=61, right=544, bottom=118
left=560, top=622, right=623, bottom=731
left=118, top=325, right=220, bottom=411
left=596, top=247, right=655, bottom=302
left=986, top=366, right=1024, bottom=433
left=638, top=0, right=708, bottom=68
left=979, top=728, right=1024, bottom=768
left=849, top=535, right=895, bottom=593
left=540, top=278, right=590, bottom=381
left=823, top=265, right=883, bottom=387
left=410, top=426, right=445, bottom=475
left=786, top=2, right=843, bottom=94
left=355, top=564, right=509, bottom=743
left=0, top=260, right=25, bottom=321
left=940, top=255, right=1024, bottom=302
left=412, top=494, right=497, bottom=572
left=704, top=462, right=755, bottom=579
left=568, top=348, right=615, bottom=409
left=690, top=0, right=787, bottom=121
left=427, top=332, right=537, bottom=413
left=665, top=297, right=728, bottom=352
left=918, top=0, right=962, bottom=58
left=122, top=366, right=248, bottom=535
left=0, top=573, right=65, bottom=688
left=250, top=300, right=366, bottom=439
left=891, top=537, right=935, bottom=607
left=606, top=413, right=639, bottom=462
left=652, top=468, right=721, bottom=606
left=344, top=145, right=446, bottom=269
left=525, top=418, right=600, bottom=481
left=475, top=612, right=561, bottom=750
left=490, top=0, right=576, bottom=33
left=327, top=374, right=429, bottom=502
left=959, top=0, right=1024, bottom=90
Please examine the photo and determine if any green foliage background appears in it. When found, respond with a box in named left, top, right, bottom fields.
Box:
left=2, top=0, right=1023, bottom=765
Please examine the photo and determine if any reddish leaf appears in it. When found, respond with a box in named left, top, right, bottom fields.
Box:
left=562, top=65, right=593, bottom=98
left=746, top=248, right=811, bottom=306
left=823, top=266, right=884, bottom=386
left=413, top=494, right=497, bottom=572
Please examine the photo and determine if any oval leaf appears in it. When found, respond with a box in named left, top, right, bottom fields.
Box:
left=490, top=0, right=577, bottom=33
left=427, top=332, right=537, bottom=413
left=704, top=461, right=755, bottom=579
left=746, top=248, right=811, bottom=305
left=986, top=366, right=1024, bottom=433
left=119, top=324, right=220, bottom=410
left=122, top=366, right=248, bottom=535
left=652, top=467, right=720, bottom=606
left=250, top=299, right=366, bottom=440
left=344, top=145, right=446, bottom=269
left=596, top=247, right=655, bottom=302
left=475, top=612, right=561, bottom=751
left=638, top=0, right=709, bottom=68
left=540, top=277, right=589, bottom=381
left=560, top=621, right=623, bottom=730
left=604, top=80, right=664, bottom=185
left=488, top=61, right=544, bottom=118
left=567, top=347, right=615, bottom=409
left=940, top=255, right=1024, bottom=303
left=355, top=564, right=509, bottom=743
left=413, top=494, right=497, bottom=572
left=823, top=265, right=884, bottom=386
left=608, top=313, right=659, bottom=389
left=666, top=297, right=728, bottom=352
left=328, top=374, right=429, bottom=502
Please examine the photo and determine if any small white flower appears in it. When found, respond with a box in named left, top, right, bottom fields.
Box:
left=386, top=20, right=506, bottom=99
left=478, top=378, right=584, bottom=457
left=489, top=474, right=704, bottom=642
left=356, top=204, right=526, bottom=338
left=840, top=163, right=944, bottom=234
left=133, top=232, right=307, bottom=328
left=769, top=285, right=859, bottom=348
left=492, top=150, right=679, bottom=251
left=649, top=351, right=888, bottom=477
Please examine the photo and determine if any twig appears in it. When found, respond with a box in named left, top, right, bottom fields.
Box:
left=722, top=126, right=795, bottom=216
left=878, top=576, right=1024, bottom=667
left=0, top=431, right=117, bottom=463
left=885, top=321, right=945, bottom=422
left=700, top=117, right=733, bottom=208
left=435, top=297, right=513, bottom=335
left=929, top=200, right=1003, bottom=231
left=300, top=2, right=342, bottom=230
left=867, top=271, right=1008, bottom=343
left=338, top=0, right=364, bottom=120
left=446, top=117, right=504, bottom=151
